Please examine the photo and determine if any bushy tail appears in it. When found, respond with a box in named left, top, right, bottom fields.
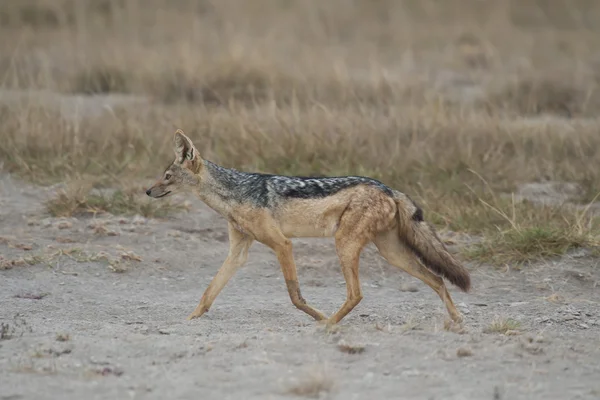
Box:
left=393, top=192, right=471, bottom=292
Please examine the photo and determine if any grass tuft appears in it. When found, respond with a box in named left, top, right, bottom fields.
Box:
left=285, top=366, right=336, bottom=398
left=484, top=317, right=522, bottom=334
left=466, top=227, right=595, bottom=267
left=337, top=340, right=366, bottom=354
left=485, top=75, right=596, bottom=118
left=71, top=66, right=131, bottom=95
left=462, top=192, right=599, bottom=266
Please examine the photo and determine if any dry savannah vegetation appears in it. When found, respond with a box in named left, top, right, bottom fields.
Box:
left=1, top=1, right=600, bottom=400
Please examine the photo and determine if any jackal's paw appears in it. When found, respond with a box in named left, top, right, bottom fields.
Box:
left=186, top=306, right=208, bottom=320
left=452, top=312, right=464, bottom=324
left=317, top=317, right=340, bottom=332
left=444, top=318, right=467, bottom=334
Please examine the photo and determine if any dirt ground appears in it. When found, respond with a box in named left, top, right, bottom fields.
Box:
left=1, top=172, right=599, bottom=400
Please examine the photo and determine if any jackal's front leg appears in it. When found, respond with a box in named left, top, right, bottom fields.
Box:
left=187, top=223, right=253, bottom=320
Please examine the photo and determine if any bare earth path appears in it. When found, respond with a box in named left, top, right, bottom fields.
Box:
left=1, top=173, right=599, bottom=400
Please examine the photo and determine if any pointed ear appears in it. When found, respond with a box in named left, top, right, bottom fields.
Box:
left=173, top=129, right=197, bottom=163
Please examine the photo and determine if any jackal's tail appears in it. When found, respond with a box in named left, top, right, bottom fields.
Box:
left=392, top=192, right=471, bottom=292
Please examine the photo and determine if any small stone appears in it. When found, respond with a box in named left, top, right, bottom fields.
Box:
left=400, top=283, right=419, bottom=292
left=510, top=302, right=528, bottom=307
left=520, top=339, right=544, bottom=355
left=456, top=347, right=473, bottom=357
left=14, top=243, right=33, bottom=251
left=57, top=221, right=72, bottom=230
left=56, top=237, right=76, bottom=243
left=533, top=335, right=546, bottom=343
left=132, top=216, right=147, bottom=225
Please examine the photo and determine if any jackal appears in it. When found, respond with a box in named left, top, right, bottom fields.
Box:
left=146, top=130, right=471, bottom=325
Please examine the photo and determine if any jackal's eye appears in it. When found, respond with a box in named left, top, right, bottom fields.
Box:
left=165, top=173, right=172, bottom=180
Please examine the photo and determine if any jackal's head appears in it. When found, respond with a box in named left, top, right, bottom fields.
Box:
left=145, top=130, right=202, bottom=199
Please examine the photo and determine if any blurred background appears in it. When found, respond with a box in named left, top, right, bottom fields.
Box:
left=2, top=0, right=600, bottom=110
left=0, top=0, right=599, bottom=248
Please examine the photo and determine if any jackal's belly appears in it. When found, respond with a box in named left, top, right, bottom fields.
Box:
left=279, top=216, right=340, bottom=238
left=275, top=196, right=349, bottom=238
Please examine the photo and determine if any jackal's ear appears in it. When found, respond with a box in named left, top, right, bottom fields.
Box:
left=173, top=129, right=196, bottom=163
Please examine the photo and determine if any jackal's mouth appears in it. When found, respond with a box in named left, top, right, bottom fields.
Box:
left=155, top=191, right=172, bottom=198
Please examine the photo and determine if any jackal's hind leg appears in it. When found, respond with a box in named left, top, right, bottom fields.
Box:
left=373, top=230, right=463, bottom=323
left=187, top=223, right=253, bottom=320
left=325, top=191, right=396, bottom=326
left=325, top=234, right=366, bottom=326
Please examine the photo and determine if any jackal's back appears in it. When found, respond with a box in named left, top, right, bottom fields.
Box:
left=205, top=160, right=394, bottom=207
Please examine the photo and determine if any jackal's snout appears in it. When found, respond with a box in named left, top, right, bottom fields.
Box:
left=145, top=184, right=172, bottom=198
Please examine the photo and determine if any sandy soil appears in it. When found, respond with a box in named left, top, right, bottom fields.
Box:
left=1, top=172, right=599, bottom=400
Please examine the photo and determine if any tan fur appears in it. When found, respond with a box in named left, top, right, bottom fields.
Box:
left=147, top=130, right=471, bottom=326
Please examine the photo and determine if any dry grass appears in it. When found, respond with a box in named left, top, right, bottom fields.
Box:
left=463, top=196, right=599, bottom=266
left=484, top=317, right=522, bottom=335
left=467, top=225, right=597, bottom=267
left=0, top=0, right=599, bottom=263
left=45, top=182, right=186, bottom=218
left=285, top=365, right=336, bottom=398
left=1, top=245, right=143, bottom=273
left=55, top=333, right=70, bottom=342
left=336, top=340, right=366, bottom=354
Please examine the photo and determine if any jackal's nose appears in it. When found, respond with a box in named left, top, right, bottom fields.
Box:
left=145, top=189, right=151, bottom=196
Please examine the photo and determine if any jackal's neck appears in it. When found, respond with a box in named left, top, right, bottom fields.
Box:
left=194, top=160, right=245, bottom=217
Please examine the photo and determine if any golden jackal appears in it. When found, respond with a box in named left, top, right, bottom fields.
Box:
left=146, top=130, right=471, bottom=325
